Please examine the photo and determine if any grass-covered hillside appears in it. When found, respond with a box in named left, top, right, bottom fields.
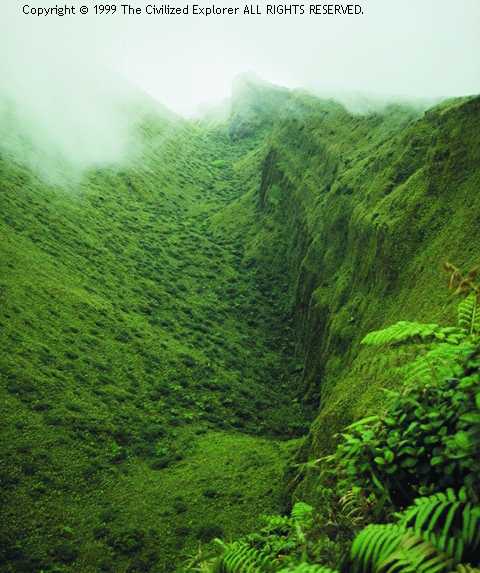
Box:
left=1, top=78, right=479, bottom=572
left=0, top=98, right=306, bottom=572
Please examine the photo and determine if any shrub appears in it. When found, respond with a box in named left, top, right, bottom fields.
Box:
left=197, top=524, right=225, bottom=543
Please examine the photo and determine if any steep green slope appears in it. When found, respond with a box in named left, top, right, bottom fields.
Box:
left=1, top=80, right=479, bottom=572
left=0, top=104, right=304, bottom=572
left=219, top=84, right=480, bottom=504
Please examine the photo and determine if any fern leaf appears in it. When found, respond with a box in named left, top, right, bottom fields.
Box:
left=351, top=524, right=406, bottom=573
left=380, top=532, right=453, bottom=573
left=291, top=502, right=314, bottom=523
left=401, top=343, right=473, bottom=386
left=277, top=564, right=339, bottom=573
left=362, top=322, right=454, bottom=347
left=458, top=294, right=480, bottom=335
left=397, top=491, right=480, bottom=564
left=213, top=541, right=275, bottom=573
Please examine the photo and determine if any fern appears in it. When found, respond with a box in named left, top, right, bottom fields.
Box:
left=291, top=502, right=314, bottom=525
left=291, top=502, right=314, bottom=554
left=400, top=342, right=474, bottom=386
left=458, top=294, right=480, bottom=336
left=380, top=533, right=453, bottom=573
left=207, top=503, right=317, bottom=573
left=361, top=322, right=462, bottom=347
left=363, top=286, right=479, bottom=349
left=277, top=564, right=339, bottom=573
left=351, top=525, right=454, bottom=573
left=213, top=541, right=275, bottom=573
left=351, top=524, right=407, bottom=573
left=341, top=279, right=480, bottom=505
left=339, top=488, right=375, bottom=526
left=350, top=492, right=480, bottom=573
left=397, top=490, right=480, bottom=564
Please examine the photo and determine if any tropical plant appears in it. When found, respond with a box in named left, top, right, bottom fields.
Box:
left=362, top=264, right=480, bottom=387
left=331, top=350, right=480, bottom=506
left=208, top=503, right=317, bottom=573
left=193, top=266, right=480, bottom=573
left=349, top=488, right=480, bottom=573
left=277, top=564, right=339, bottom=573
left=212, top=541, right=276, bottom=573
left=331, top=269, right=480, bottom=506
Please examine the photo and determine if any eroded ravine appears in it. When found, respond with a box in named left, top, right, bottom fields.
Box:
left=3, top=86, right=480, bottom=573
left=0, top=118, right=307, bottom=572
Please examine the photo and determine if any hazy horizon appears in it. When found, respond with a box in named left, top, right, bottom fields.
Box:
left=2, top=0, right=480, bottom=110
left=1, top=0, right=479, bottom=172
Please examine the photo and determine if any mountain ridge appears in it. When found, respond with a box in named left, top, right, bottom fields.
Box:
left=1, top=82, right=479, bottom=571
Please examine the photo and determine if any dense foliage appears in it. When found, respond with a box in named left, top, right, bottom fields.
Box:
left=0, top=98, right=305, bottom=572
left=1, top=79, right=479, bottom=571
left=200, top=290, right=480, bottom=573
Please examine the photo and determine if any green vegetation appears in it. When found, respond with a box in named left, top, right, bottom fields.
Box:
left=1, top=78, right=480, bottom=571
left=0, top=98, right=305, bottom=572
left=199, top=292, right=480, bottom=573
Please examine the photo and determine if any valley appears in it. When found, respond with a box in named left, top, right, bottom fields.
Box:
left=0, top=99, right=309, bottom=572
left=1, top=79, right=480, bottom=572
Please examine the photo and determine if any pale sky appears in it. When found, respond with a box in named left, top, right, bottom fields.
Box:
left=0, top=0, right=479, bottom=172
left=2, top=0, right=479, bottom=115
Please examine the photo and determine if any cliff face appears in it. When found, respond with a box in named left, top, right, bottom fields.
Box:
left=227, top=90, right=480, bottom=500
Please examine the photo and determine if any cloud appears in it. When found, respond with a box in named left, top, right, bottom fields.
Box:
left=0, top=0, right=479, bottom=177
left=0, top=1, right=143, bottom=179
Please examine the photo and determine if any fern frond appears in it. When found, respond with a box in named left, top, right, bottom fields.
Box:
left=339, top=487, right=375, bottom=527
left=401, top=343, right=473, bottom=386
left=291, top=502, right=314, bottom=548
left=351, top=524, right=406, bottom=573
left=291, top=502, right=314, bottom=524
left=458, top=294, right=480, bottom=336
left=380, top=531, right=453, bottom=573
left=213, top=541, right=275, bottom=573
left=277, top=564, right=339, bottom=573
left=361, top=322, right=459, bottom=347
left=397, top=490, right=480, bottom=564
left=351, top=523, right=456, bottom=573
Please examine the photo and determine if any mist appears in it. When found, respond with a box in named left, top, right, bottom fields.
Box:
left=1, top=0, right=479, bottom=175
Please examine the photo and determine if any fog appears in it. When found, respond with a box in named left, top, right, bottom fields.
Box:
left=1, top=0, right=479, bottom=173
